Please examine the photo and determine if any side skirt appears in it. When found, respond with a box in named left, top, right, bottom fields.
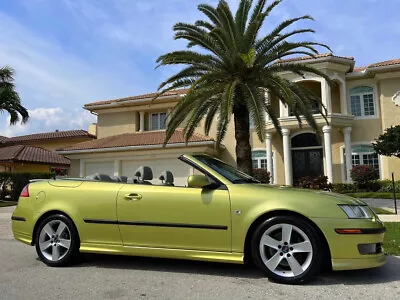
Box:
left=79, top=243, right=244, bottom=264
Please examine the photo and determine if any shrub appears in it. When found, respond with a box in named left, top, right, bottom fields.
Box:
left=295, top=175, right=332, bottom=191
left=0, top=172, right=54, bottom=202
left=378, top=180, right=400, bottom=193
left=252, top=169, right=271, bottom=184
left=351, top=165, right=379, bottom=184
left=331, top=183, right=357, bottom=194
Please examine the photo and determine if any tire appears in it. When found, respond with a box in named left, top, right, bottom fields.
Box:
left=251, top=215, right=323, bottom=284
left=34, top=214, right=80, bottom=267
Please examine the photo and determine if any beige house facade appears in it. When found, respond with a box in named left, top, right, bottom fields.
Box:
left=58, top=54, right=400, bottom=186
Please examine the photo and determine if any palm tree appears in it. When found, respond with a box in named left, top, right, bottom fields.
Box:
left=0, top=66, right=29, bottom=125
left=156, top=0, right=331, bottom=175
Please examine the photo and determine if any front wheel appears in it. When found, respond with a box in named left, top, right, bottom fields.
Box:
left=35, top=214, right=80, bottom=267
left=251, top=215, right=323, bottom=284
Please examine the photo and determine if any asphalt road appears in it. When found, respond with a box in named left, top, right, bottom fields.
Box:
left=1, top=205, right=400, bottom=300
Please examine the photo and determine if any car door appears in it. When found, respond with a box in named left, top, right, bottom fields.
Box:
left=116, top=183, right=231, bottom=252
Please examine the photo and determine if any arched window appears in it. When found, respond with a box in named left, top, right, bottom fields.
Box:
left=349, top=86, right=376, bottom=117
left=252, top=150, right=267, bottom=169
left=351, top=145, right=379, bottom=170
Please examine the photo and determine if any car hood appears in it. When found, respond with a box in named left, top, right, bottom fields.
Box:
left=240, top=184, right=367, bottom=206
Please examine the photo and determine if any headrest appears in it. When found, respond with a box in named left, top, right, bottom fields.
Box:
left=159, top=171, right=174, bottom=184
left=134, top=166, right=153, bottom=181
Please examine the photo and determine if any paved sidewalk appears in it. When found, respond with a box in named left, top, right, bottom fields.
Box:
left=377, top=214, right=400, bottom=222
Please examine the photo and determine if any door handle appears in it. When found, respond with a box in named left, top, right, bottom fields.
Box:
left=124, top=193, right=142, bottom=201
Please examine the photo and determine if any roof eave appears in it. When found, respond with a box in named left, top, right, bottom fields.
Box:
left=84, top=94, right=185, bottom=111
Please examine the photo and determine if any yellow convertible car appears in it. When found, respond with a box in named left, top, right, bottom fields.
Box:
left=11, top=154, right=386, bottom=284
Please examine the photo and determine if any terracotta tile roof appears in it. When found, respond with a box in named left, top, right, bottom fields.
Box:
left=0, top=145, right=70, bottom=165
left=57, top=129, right=214, bottom=152
left=276, top=53, right=354, bottom=64
left=368, top=59, right=400, bottom=68
left=85, top=89, right=189, bottom=108
left=4, top=130, right=96, bottom=144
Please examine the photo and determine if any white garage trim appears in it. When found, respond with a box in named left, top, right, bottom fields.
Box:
left=57, top=141, right=216, bottom=155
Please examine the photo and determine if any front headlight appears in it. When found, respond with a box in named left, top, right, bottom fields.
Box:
left=339, top=205, right=373, bottom=219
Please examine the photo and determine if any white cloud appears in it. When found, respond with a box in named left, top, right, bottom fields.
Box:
left=0, top=108, right=96, bottom=137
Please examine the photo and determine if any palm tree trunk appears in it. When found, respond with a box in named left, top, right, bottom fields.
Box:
left=233, top=108, right=253, bottom=176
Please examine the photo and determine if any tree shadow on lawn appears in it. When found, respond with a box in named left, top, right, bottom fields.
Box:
left=72, top=253, right=400, bottom=285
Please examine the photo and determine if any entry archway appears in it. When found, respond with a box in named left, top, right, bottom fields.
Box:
left=291, top=133, right=324, bottom=184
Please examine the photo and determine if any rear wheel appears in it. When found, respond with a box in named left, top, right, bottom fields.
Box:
left=35, top=214, right=79, bottom=267
left=251, top=215, right=323, bottom=284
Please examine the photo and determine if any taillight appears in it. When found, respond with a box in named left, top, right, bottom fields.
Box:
left=20, top=184, right=29, bottom=197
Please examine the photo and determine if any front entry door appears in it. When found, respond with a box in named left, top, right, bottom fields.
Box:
left=292, top=149, right=324, bottom=184
left=116, top=184, right=231, bottom=252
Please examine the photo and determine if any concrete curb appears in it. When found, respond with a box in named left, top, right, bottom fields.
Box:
left=378, top=214, right=400, bottom=222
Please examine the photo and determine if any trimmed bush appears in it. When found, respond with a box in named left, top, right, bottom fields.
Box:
left=331, top=183, right=357, bottom=194
left=0, top=172, right=54, bottom=201
left=295, top=175, right=332, bottom=191
left=378, top=180, right=400, bottom=193
left=252, top=169, right=271, bottom=184
left=351, top=165, right=379, bottom=184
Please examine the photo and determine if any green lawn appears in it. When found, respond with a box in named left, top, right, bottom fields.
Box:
left=384, top=222, right=400, bottom=256
left=346, top=192, right=395, bottom=199
left=0, top=201, right=17, bottom=207
left=371, top=207, right=394, bottom=215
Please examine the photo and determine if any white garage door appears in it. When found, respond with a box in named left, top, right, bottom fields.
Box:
left=85, top=161, right=114, bottom=177
left=121, top=158, right=192, bottom=187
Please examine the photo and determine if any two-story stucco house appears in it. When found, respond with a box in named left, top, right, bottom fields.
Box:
left=58, top=54, right=400, bottom=186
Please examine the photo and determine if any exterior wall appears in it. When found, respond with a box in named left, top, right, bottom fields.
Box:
left=97, top=111, right=137, bottom=139
left=378, top=77, right=400, bottom=180
left=88, top=124, right=97, bottom=136
left=11, top=163, right=52, bottom=173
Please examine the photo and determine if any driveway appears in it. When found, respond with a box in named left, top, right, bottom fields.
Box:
left=1, top=206, right=400, bottom=300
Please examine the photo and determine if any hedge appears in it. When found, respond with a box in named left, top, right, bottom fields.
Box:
left=0, top=172, right=54, bottom=202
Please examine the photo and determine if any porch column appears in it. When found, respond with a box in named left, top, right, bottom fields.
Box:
left=321, top=78, right=332, bottom=113
left=139, top=111, right=145, bottom=132
left=343, top=127, right=352, bottom=183
left=113, top=160, right=120, bottom=177
left=323, top=125, right=333, bottom=183
left=282, top=128, right=292, bottom=185
left=340, top=82, right=348, bottom=115
left=79, top=160, right=85, bottom=178
left=266, top=133, right=273, bottom=184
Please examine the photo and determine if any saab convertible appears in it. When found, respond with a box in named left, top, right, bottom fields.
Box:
left=11, top=154, right=386, bottom=284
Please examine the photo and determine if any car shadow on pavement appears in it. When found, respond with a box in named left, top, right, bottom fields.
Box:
left=73, top=253, right=400, bottom=285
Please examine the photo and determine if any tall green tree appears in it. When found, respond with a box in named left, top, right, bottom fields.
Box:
left=156, top=0, right=331, bottom=175
left=373, top=125, right=400, bottom=158
left=0, top=66, right=29, bottom=125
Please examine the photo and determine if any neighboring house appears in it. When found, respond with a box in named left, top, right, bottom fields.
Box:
left=0, top=130, right=96, bottom=174
left=0, top=145, right=70, bottom=173
left=58, top=54, right=400, bottom=186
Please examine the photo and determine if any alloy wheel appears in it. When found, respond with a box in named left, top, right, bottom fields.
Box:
left=38, top=219, right=72, bottom=262
left=259, top=223, right=313, bottom=278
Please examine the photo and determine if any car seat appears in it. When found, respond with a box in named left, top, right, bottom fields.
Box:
left=159, top=171, right=174, bottom=186
left=134, top=166, right=153, bottom=185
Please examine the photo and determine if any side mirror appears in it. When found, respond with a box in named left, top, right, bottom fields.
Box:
left=187, top=175, right=210, bottom=189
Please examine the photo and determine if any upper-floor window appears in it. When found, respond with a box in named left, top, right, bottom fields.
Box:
left=349, top=86, right=376, bottom=117
left=151, top=112, right=167, bottom=130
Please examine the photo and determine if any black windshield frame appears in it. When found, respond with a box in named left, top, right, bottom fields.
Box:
left=192, top=155, right=260, bottom=184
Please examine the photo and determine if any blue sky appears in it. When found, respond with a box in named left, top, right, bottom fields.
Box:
left=0, top=0, right=398, bottom=137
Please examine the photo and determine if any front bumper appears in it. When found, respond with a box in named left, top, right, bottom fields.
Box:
left=311, top=217, right=386, bottom=271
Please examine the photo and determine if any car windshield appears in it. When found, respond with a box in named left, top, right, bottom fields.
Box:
left=193, top=155, right=260, bottom=184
